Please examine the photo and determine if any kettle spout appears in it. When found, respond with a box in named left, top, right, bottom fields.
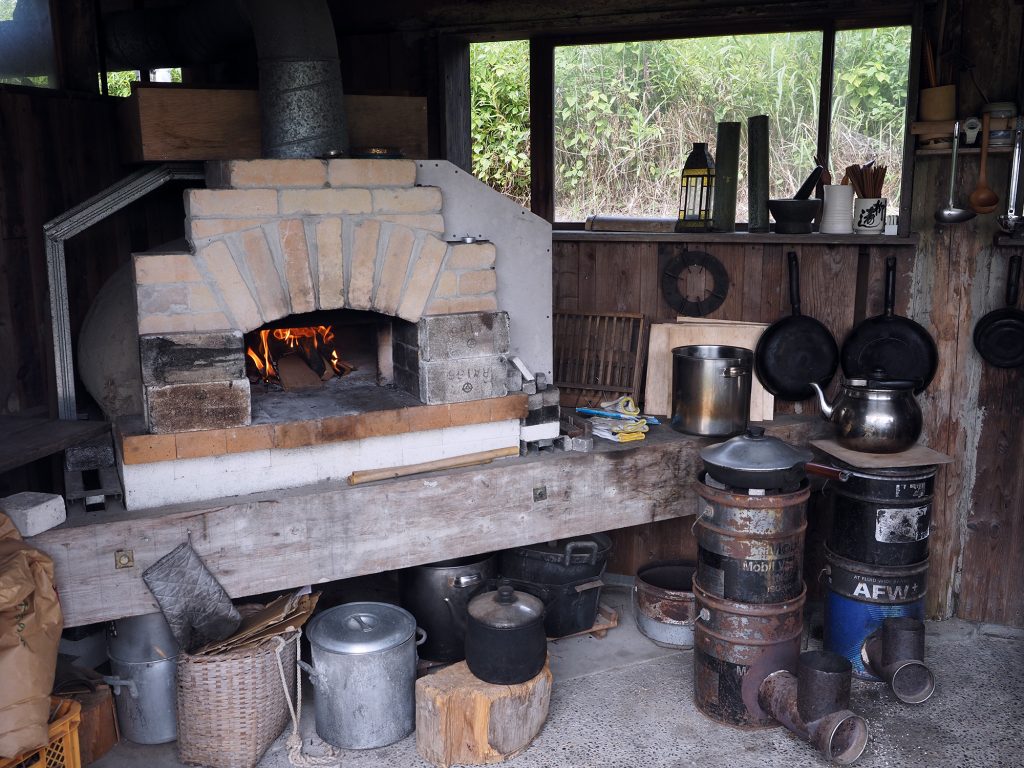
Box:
left=809, top=382, right=834, bottom=420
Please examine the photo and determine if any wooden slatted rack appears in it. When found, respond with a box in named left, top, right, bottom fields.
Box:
left=553, top=311, right=648, bottom=407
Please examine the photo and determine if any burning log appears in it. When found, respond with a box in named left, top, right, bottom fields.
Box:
left=245, top=325, right=355, bottom=387
left=276, top=353, right=325, bottom=391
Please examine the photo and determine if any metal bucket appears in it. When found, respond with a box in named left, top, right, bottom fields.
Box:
left=823, top=547, right=928, bottom=680
left=693, top=579, right=805, bottom=728
left=633, top=560, right=697, bottom=649
left=671, top=345, right=753, bottom=437
left=104, top=612, right=179, bottom=744
left=304, top=602, right=423, bottom=750
left=695, top=482, right=809, bottom=603
left=398, top=554, right=496, bottom=662
left=826, top=465, right=936, bottom=566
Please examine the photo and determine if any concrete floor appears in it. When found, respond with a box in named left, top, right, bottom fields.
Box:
left=95, top=584, right=1024, bottom=768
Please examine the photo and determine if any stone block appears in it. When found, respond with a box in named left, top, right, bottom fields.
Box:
left=376, top=214, right=446, bottom=232
left=135, top=253, right=203, bottom=284
left=188, top=218, right=265, bottom=240
left=445, top=296, right=498, bottom=314
left=198, top=240, right=262, bottom=331
left=188, top=284, right=221, bottom=313
left=397, top=235, right=448, bottom=323
left=457, top=269, right=497, bottom=296
left=137, top=284, right=188, bottom=315
left=372, top=187, right=442, bottom=214
left=447, top=242, right=496, bottom=270
left=208, top=159, right=327, bottom=189
left=434, top=271, right=458, bottom=298
left=139, top=330, right=245, bottom=386
left=374, top=226, right=415, bottom=314
left=138, top=312, right=231, bottom=335
left=64, top=434, right=115, bottom=471
left=235, top=227, right=290, bottom=321
left=348, top=219, right=380, bottom=309
left=316, top=218, right=344, bottom=309
left=278, top=219, right=315, bottom=313
left=145, top=379, right=251, bottom=434
left=186, top=189, right=277, bottom=218
left=0, top=492, right=66, bottom=537
left=279, top=188, right=371, bottom=215
left=416, top=312, right=510, bottom=362
left=328, top=159, right=417, bottom=187
left=418, top=356, right=508, bottom=404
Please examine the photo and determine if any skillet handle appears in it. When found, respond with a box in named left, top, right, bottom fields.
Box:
left=788, top=251, right=802, bottom=316
left=1008, top=254, right=1021, bottom=308
left=884, top=256, right=897, bottom=318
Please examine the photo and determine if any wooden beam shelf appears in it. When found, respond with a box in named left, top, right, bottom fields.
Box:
left=30, top=416, right=827, bottom=627
left=553, top=230, right=920, bottom=246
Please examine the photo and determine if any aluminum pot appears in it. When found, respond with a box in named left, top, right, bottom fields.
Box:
left=465, top=585, right=547, bottom=684
left=671, top=345, right=753, bottom=437
left=302, top=602, right=424, bottom=750
left=399, top=554, right=496, bottom=662
left=810, top=376, right=922, bottom=453
left=633, top=560, right=697, bottom=649
left=104, top=612, right=179, bottom=745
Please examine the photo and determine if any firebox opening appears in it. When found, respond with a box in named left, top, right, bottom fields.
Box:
left=245, top=309, right=421, bottom=424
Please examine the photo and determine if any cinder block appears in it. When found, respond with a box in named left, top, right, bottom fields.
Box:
left=416, top=312, right=510, bottom=362
left=571, top=436, right=594, bottom=452
left=64, top=434, right=115, bottom=471
left=145, top=378, right=251, bottom=434
left=139, top=331, right=245, bottom=386
left=418, top=356, right=508, bottom=404
left=0, top=492, right=66, bottom=537
left=541, top=386, right=560, bottom=407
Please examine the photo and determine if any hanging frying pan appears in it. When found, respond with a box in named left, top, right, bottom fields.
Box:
left=754, top=251, right=839, bottom=400
left=840, top=255, right=938, bottom=393
left=974, top=253, right=1024, bottom=368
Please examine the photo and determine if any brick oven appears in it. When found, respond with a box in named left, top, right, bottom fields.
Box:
left=112, top=158, right=552, bottom=510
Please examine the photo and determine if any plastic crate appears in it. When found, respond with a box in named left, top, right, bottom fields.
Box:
left=0, top=698, right=82, bottom=768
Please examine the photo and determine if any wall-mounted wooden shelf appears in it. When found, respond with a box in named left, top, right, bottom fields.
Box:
left=552, top=230, right=920, bottom=246
left=916, top=146, right=1013, bottom=156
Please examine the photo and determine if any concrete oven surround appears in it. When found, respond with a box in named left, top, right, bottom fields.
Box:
left=118, top=158, right=552, bottom=510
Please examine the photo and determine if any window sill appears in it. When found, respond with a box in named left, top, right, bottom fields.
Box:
left=552, top=230, right=920, bottom=246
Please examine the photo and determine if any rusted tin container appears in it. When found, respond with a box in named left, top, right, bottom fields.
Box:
left=633, top=560, right=697, bottom=649
left=693, top=579, right=805, bottom=728
left=695, top=482, right=810, bottom=603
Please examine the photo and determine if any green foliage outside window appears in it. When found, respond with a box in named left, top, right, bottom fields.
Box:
left=470, top=27, right=910, bottom=221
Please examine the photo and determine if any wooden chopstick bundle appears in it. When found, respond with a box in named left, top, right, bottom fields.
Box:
left=844, top=163, right=887, bottom=198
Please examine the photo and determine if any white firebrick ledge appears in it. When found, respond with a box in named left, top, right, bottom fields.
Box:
left=120, top=419, right=520, bottom=510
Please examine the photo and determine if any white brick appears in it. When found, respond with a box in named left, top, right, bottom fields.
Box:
left=1, top=492, right=66, bottom=537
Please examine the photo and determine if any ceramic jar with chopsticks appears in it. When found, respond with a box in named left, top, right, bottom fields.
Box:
left=846, top=163, right=887, bottom=235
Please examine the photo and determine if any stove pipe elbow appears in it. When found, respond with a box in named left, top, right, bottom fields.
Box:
left=758, top=651, right=869, bottom=764
left=863, top=617, right=935, bottom=705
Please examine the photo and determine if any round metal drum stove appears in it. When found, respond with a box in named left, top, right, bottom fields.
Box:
left=692, top=473, right=810, bottom=728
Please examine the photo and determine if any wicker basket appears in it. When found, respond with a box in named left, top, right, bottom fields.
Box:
left=0, top=698, right=82, bottom=768
left=176, top=632, right=298, bottom=768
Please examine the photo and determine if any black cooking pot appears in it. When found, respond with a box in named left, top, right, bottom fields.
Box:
left=700, top=427, right=849, bottom=489
left=499, top=535, right=611, bottom=585
left=465, top=584, right=547, bottom=685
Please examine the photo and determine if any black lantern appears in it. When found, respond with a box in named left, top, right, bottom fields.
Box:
left=675, top=142, right=715, bottom=232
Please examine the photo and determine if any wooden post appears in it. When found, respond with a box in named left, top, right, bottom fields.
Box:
left=416, top=660, right=553, bottom=768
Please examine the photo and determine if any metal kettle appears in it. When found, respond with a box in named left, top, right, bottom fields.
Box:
left=809, top=375, right=922, bottom=454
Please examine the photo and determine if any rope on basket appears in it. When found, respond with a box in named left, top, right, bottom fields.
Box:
left=274, top=630, right=342, bottom=767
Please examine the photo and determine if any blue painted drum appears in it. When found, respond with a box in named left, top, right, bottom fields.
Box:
left=823, top=547, right=928, bottom=680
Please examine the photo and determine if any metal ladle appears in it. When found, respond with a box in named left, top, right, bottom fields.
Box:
left=935, top=120, right=977, bottom=224
left=999, top=117, right=1024, bottom=236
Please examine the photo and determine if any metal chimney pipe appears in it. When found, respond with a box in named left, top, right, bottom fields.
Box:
left=243, top=0, right=349, bottom=158
left=863, top=617, right=935, bottom=705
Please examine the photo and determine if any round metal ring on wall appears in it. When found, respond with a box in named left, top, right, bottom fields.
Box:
left=660, top=250, right=729, bottom=317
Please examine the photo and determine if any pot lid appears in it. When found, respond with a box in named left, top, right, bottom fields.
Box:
left=700, top=427, right=813, bottom=472
left=468, top=585, right=544, bottom=629
left=307, top=602, right=416, bottom=654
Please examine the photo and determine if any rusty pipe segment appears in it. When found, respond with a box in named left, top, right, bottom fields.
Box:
left=758, top=651, right=869, bottom=764
left=862, top=617, right=935, bottom=704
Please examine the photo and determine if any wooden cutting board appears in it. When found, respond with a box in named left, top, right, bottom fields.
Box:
left=644, top=319, right=773, bottom=420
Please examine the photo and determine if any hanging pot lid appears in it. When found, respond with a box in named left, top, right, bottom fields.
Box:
left=700, top=427, right=813, bottom=473
left=307, top=602, right=416, bottom=655
left=468, top=585, right=545, bottom=629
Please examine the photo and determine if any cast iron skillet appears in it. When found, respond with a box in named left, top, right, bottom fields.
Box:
left=974, top=253, right=1024, bottom=368
left=841, top=255, right=938, bottom=393
left=755, top=251, right=839, bottom=400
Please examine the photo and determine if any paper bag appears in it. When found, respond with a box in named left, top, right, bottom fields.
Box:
left=0, top=513, right=63, bottom=758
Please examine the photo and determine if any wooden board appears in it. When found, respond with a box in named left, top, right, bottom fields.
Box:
left=0, top=418, right=111, bottom=474
left=118, top=87, right=429, bottom=162
left=811, top=439, right=954, bottom=468
left=29, top=417, right=822, bottom=627
left=643, top=320, right=773, bottom=420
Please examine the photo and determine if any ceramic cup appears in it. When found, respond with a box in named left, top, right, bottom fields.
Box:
left=854, top=197, right=887, bottom=234
left=820, top=185, right=854, bottom=234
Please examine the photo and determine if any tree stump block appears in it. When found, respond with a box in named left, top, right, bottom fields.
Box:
left=415, top=659, right=553, bottom=768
